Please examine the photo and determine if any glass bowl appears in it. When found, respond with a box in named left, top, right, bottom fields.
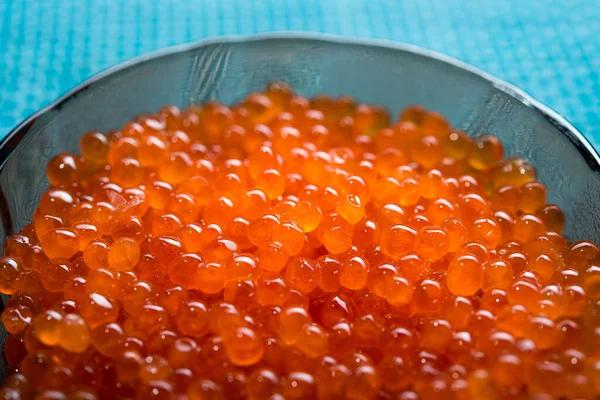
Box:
left=0, top=33, right=599, bottom=377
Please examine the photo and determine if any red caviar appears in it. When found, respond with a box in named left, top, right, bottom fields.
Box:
left=0, top=82, right=597, bottom=399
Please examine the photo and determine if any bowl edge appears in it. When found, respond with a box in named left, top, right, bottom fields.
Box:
left=1, top=31, right=598, bottom=174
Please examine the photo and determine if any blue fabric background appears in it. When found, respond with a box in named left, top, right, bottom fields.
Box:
left=1, top=0, right=599, bottom=148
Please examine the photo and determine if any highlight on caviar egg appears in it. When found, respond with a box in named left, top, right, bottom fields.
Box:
left=1, top=82, right=599, bottom=399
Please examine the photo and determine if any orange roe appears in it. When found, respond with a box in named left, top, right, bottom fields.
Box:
left=0, top=82, right=598, bottom=399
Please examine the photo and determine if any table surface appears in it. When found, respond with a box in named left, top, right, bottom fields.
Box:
left=1, top=0, right=599, bottom=149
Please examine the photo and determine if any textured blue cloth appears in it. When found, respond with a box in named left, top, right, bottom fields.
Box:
left=1, top=0, right=599, bottom=149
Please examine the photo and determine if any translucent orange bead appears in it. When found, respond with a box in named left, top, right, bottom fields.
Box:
left=91, top=322, right=125, bottom=359
left=414, top=226, right=449, bottom=260
left=137, top=135, right=168, bottom=167
left=203, top=239, right=237, bottom=265
left=278, top=307, right=311, bottom=345
left=13, top=270, right=44, bottom=298
left=367, top=263, right=396, bottom=298
left=322, top=226, right=352, bottom=255
left=146, top=181, right=174, bottom=210
left=420, top=318, right=452, bottom=353
left=419, top=169, right=443, bottom=201
left=294, top=323, right=328, bottom=359
left=426, top=198, right=455, bottom=226
left=39, top=189, right=74, bottom=219
left=186, top=379, right=223, bottom=400
left=0, top=257, right=23, bottom=295
left=527, top=316, right=559, bottom=350
left=110, top=158, right=143, bottom=188
left=333, top=193, right=363, bottom=225
left=46, top=153, right=80, bottom=187
left=263, top=82, right=294, bottom=109
left=289, top=200, right=321, bottom=233
left=445, top=130, right=471, bottom=160
left=315, top=255, right=341, bottom=293
left=279, top=371, right=315, bottom=400
left=225, top=254, right=261, bottom=283
left=106, top=237, right=140, bottom=272
left=274, top=222, right=305, bottom=256
left=393, top=252, right=423, bottom=283
left=513, top=214, right=546, bottom=243
left=193, top=262, right=224, bottom=295
left=34, top=214, right=63, bottom=242
left=373, top=177, right=401, bottom=205
left=2, top=304, right=34, bottom=335
left=40, top=228, right=79, bottom=259
left=563, top=285, right=587, bottom=317
left=339, top=255, right=369, bottom=290
left=536, top=204, right=565, bottom=233
left=174, top=300, right=209, bottom=338
left=139, top=354, right=172, bottom=383
left=565, top=240, right=600, bottom=269
left=224, top=326, right=265, bottom=367
left=374, top=147, right=405, bottom=175
left=82, top=239, right=109, bottom=270
left=397, top=178, right=422, bottom=206
left=256, top=277, right=291, bottom=307
left=72, top=222, right=100, bottom=252
left=493, top=157, right=536, bottom=188
left=80, top=132, right=109, bottom=163
left=284, top=257, right=320, bottom=293
left=318, top=295, right=352, bottom=331
left=158, top=152, right=192, bottom=184
left=255, top=169, right=285, bottom=200
left=457, top=193, right=490, bottom=225
left=440, top=218, right=466, bottom=253
left=272, top=199, right=296, bottom=222
left=254, top=241, right=288, bottom=273
left=399, top=104, right=425, bottom=124
left=240, top=189, right=269, bottom=222
left=80, top=293, right=119, bottom=328
left=467, top=135, right=504, bottom=170
left=245, top=368, right=279, bottom=400
left=167, top=253, right=204, bottom=290
left=90, top=201, right=115, bottom=235
left=420, top=110, right=450, bottom=137
left=411, top=136, right=443, bottom=169
left=495, top=305, right=529, bottom=339
left=507, top=280, right=541, bottom=311
left=411, top=279, right=445, bottom=314
left=247, top=215, right=279, bottom=247
left=482, top=259, right=513, bottom=291
left=380, top=224, right=417, bottom=260
left=165, top=193, right=200, bottom=225
left=447, top=254, right=484, bottom=296
left=352, top=219, right=380, bottom=251
left=469, top=217, right=502, bottom=249
left=107, top=137, right=138, bottom=165
left=40, top=258, right=73, bottom=293
left=490, top=185, right=520, bottom=214
left=150, top=235, right=183, bottom=265
left=441, top=296, right=473, bottom=329
left=58, top=313, right=91, bottom=353
left=386, top=275, right=414, bottom=307
left=202, top=196, right=235, bottom=230
left=518, top=181, right=546, bottom=214
left=345, top=364, right=381, bottom=400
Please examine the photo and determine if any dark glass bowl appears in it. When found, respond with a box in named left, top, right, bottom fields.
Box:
left=1, top=33, right=599, bottom=377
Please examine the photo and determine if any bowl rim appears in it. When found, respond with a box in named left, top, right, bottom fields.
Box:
left=1, top=31, right=599, bottom=171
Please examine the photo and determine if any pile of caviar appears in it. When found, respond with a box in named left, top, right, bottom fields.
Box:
left=1, top=82, right=600, bottom=400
